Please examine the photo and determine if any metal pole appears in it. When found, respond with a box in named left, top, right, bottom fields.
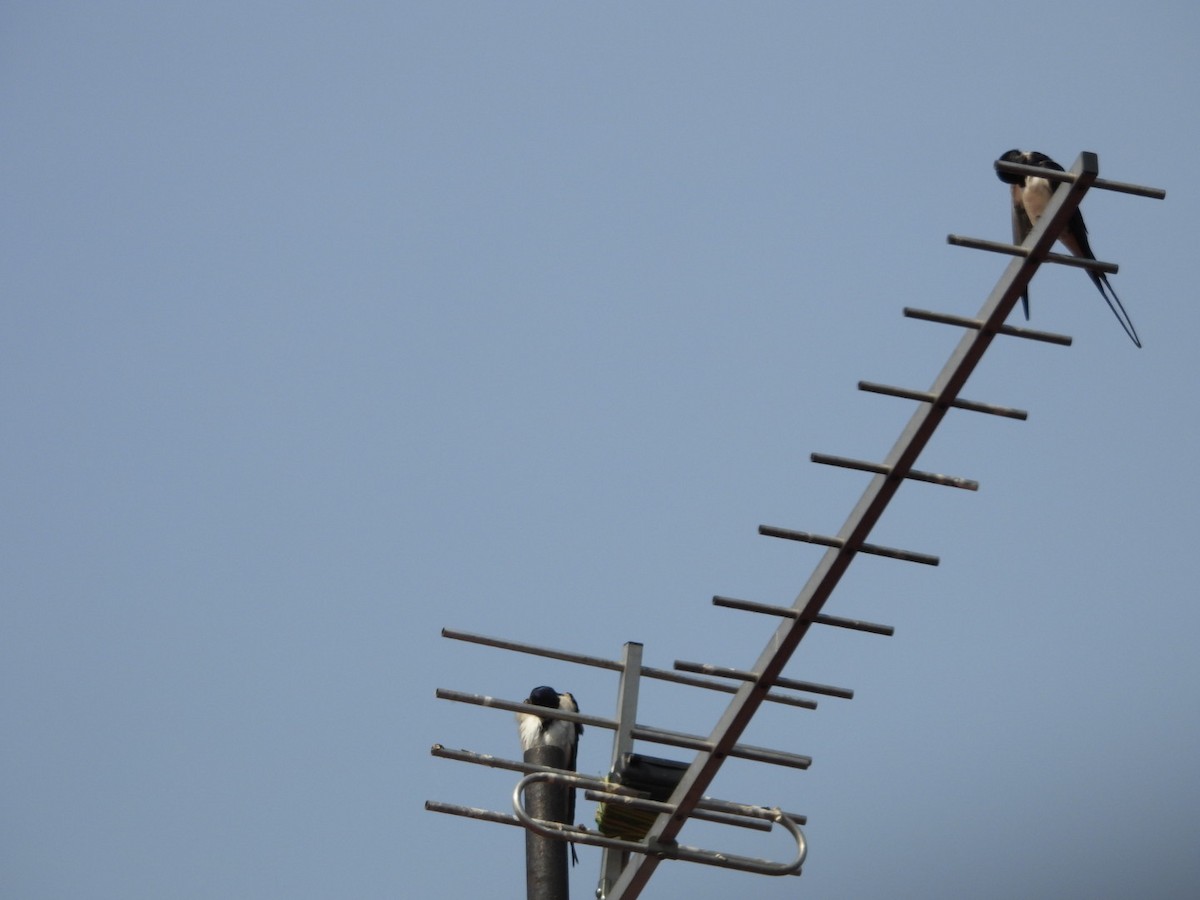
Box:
left=524, top=743, right=570, bottom=900
left=598, top=642, right=643, bottom=898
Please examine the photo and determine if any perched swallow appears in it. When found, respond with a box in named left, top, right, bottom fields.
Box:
left=997, top=149, right=1142, bottom=347
left=517, top=685, right=582, bottom=865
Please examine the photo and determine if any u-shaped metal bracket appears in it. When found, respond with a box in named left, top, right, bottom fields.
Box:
left=512, top=771, right=806, bottom=876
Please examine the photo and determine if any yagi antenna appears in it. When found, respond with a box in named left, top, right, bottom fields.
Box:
left=426, top=152, right=1165, bottom=900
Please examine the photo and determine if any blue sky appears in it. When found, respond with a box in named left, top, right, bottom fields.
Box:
left=3, top=3, right=1198, bottom=899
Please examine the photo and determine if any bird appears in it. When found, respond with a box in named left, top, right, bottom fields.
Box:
left=996, top=149, right=1142, bottom=347
left=517, top=685, right=582, bottom=865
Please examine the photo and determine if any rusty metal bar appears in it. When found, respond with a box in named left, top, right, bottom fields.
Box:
left=440, top=628, right=814, bottom=709
left=902, top=308, right=1074, bottom=346
left=711, top=594, right=805, bottom=619
left=857, top=380, right=1031, bottom=418
left=946, top=234, right=1119, bottom=273
left=673, top=658, right=854, bottom=700
left=630, top=724, right=811, bottom=770
left=759, top=524, right=940, bottom=566
left=810, top=452, right=978, bottom=491
left=709, top=594, right=892, bottom=635
left=811, top=612, right=894, bottom=637
left=436, top=688, right=812, bottom=769
left=994, top=158, right=1166, bottom=198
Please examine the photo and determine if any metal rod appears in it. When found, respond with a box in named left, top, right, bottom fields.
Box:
left=994, top=158, right=1166, bottom=199
left=607, top=152, right=1105, bottom=900
left=429, top=745, right=809, bottom=828
left=674, top=657, right=854, bottom=700
left=585, top=790, right=774, bottom=833
left=427, top=799, right=524, bottom=827
left=857, top=380, right=1031, bottom=418
left=668, top=806, right=778, bottom=831
left=431, top=744, right=580, bottom=776
left=439, top=628, right=813, bottom=707
left=711, top=594, right=801, bottom=619
left=630, top=723, right=812, bottom=770
left=708, top=594, right=892, bottom=635
left=759, top=524, right=940, bottom=566
left=436, top=688, right=609, bottom=730
left=442, top=627, right=625, bottom=671
left=734, top=688, right=813, bottom=709
left=435, top=688, right=812, bottom=768
left=431, top=745, right=783, bottom=828
left=694, top=796, right=806, bottom=827
left=812, top=613, right=895, bottom=636
left=449, top=798, right=782, bottom=835
left=902, top=307, right=1074, bottom=346
left=810, top=452, right=978, bottom=491
left=946, top=235, right=1119, bottom=273
left=609, top=643, right=642, bottom=777
left=600, top=643, right=642, bottom=899
left=993, top=159, right=1077, bottom=184
left=695, top=800, right=806, bottom=828
left=585, top=790, right=773, bottom=832
left=1091, top=175, right=1167, bottom=199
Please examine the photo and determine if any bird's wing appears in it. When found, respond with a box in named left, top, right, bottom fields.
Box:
left=1011, top=187, right=1033, bottom=246
left=1029, top=151, right=1064, bottom=173
left=557, top=693, right=581, bottom=820
left=1011, top=186, right=1033, bottom=319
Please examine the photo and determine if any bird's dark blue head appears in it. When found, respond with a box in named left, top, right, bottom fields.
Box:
left=997, top=148, right=1026, bottom=185
left=998, top=149, right=1063, bottom=185
left=527, top=686, right=560, bottom=709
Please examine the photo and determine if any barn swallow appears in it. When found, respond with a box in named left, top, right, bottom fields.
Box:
left=997, top=149, right=1142, bottom=347
left=517, top=685, right=582, bottom=865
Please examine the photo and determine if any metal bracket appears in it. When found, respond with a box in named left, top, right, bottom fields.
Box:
left=511, top=771, right=807, bottom=883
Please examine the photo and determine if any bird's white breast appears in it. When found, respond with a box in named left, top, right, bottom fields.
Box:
left=516, top=713, right=576, bottom=753
left=1021, top=176, right=1052, bottom=222
left=517, top=713, right=545, bottom=752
